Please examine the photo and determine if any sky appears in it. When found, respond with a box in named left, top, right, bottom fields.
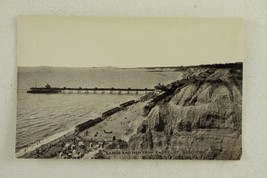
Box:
left=17, top=16, right=244, bottom=68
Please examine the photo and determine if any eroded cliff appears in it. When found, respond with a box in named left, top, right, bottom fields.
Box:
left=128, top=66, right=242, bottom=159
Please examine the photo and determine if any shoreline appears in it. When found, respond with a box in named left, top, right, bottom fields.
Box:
left=16, top=128, right=75, bottom=158
left=16, top=92, right=156, bottom=159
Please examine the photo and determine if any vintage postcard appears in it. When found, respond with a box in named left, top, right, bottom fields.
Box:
left=16, top=16, right=243, bottom=159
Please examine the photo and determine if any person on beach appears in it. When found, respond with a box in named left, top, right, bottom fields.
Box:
left=71, top=144, right=76, bottom=151
left=58, top=151, right=63, bottom=158
left=61, top=149, right=68, bottom=159
left=72, top=149, right=78, bottom=156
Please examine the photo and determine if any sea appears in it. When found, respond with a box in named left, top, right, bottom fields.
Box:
left=16, top=67, right=182, bottom=152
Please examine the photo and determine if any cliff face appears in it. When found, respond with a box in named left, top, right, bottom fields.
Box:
left=128, top=67, right=242, bottom=159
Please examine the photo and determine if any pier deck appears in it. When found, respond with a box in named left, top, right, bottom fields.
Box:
left=27, top=87, right=155, bottom=94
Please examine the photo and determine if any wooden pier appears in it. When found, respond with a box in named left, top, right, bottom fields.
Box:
left=27, top=86, right=155, bottom=94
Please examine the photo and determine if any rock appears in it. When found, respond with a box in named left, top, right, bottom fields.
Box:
left=128, top=66, right=242, bottom=160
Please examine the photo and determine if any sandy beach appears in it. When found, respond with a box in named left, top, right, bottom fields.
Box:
left=79, top=101, right=147, bottom=142
left=17, top=93, right=152, bottom=159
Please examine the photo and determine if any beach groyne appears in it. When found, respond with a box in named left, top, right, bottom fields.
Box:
left=102, top=107, right=122, bottom=117
left=75, top=117, right=103, bottom=132
left=120, top=100, right=136, bottom=108
left=76, top=100, right=137, bottom=132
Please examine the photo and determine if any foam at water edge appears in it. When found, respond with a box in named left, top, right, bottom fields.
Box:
left=16, top=127, right=75, bottom=158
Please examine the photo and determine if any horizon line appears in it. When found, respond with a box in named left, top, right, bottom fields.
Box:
left=17, top=62, right=243, bottom=69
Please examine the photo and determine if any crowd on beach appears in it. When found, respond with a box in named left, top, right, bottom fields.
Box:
left=20, top=126, right=119, bottom=159
left=58, top=140, right=86, bottom=159
left=56, top=131, right=109, bottom=159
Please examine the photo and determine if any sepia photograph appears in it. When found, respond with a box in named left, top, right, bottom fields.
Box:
left=16, top=16, right=243, bottom=159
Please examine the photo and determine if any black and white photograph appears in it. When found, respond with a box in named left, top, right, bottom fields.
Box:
left=16, top=16, right=243, bottom=159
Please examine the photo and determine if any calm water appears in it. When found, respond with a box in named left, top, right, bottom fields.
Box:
left=16, top=67, right=182, bottom=152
